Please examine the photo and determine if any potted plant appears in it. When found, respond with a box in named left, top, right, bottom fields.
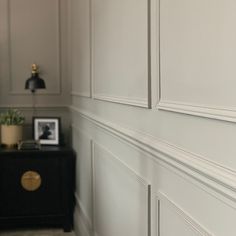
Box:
left=0, top=109, right=25, bottom=147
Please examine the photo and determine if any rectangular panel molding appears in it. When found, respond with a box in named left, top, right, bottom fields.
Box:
left=92, top=142, right=151, bottom=236
left=70, top=106, right=236, bottom=208
left=158, top=0, right=236, bottom=123
left=72, top=127, right=94, bottom=231
left=93, top=94, right=149, bottom=108
left=71, top=0, right=159, bottom=108
left=158, top=100, right=236, bottom=123
left=72, top=127, right=94, bottom=236
left=157, top=192, right=212, bottom=236
left=91, top=0, right=151, bottom=108
left=70, top=0, right=91, bottom=97
left=7, top=0, right=61, bottom=95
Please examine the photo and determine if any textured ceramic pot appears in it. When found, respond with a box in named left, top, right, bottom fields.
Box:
left=1, top=125, right=23, bottom=147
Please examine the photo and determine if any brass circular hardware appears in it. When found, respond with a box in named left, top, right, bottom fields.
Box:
left=21, top=171, right=42, bottom=191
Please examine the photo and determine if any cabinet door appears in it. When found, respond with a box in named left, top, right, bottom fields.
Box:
left=0, top=154, right=63, bottom=216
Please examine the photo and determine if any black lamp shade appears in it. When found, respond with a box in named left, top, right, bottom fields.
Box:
left=25, top=73, right=46, bottom=92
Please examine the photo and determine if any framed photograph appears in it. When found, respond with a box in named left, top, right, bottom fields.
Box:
left=33, top=117, right=60, bottom=145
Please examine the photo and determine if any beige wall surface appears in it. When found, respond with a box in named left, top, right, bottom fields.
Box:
left=0, top=0, right=71, bottom=142
left=70, top=0, right=236, bottom=236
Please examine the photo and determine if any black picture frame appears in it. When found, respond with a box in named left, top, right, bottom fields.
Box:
left=33, top=117, right=60, bottom=145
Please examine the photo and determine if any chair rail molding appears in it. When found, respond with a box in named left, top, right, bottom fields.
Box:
left=70, top=106, right=236, bottom=207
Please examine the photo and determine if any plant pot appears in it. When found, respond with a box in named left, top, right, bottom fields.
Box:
left=1, top=125, right=23, bottom=147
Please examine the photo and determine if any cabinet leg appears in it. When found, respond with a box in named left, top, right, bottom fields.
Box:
left=63, top=220, right=72, bottom=232
left=63, top=225, right=71, bottom=232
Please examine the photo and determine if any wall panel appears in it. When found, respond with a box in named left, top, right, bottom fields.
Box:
left=92, top=0, right=150, bottom=107
left=93, top=143, right=150, bottom=236
left=9, top=0, right=61, bottom=94
left=71, top=109, right=236, bottom=236
left=71, top=0, right=91, bottom=97
left=0, top=0, right=71, bottom=107
left=157, top=193, right=212, bottom=236
left=159, top=0, right=236, bottom=122
left=70, top=0, right=236, bottom=235
left=72, top=128, right=93, bottom=229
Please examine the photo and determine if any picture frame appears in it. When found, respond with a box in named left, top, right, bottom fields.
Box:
left=33, top=117, right=60, bottom=145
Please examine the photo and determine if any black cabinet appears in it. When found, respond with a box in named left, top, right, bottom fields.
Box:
left=0, top=147, right=75, bottom=232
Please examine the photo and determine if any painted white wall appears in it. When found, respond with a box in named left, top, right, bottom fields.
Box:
left=70, top=0, right=236, bottom=236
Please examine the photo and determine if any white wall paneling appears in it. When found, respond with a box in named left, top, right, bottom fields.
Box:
left=92, top=142, right=151, bottom=236
left=71, top=0, right=159, bottom=107
left=150, top=0, right=159, bottom=108
left=74, top=206, right=91, bottom=236
left=7, top=0, right=61, bottom=95
left=74, top=195, right=93, bottom=236
left=69, top=0, right=236, bottom=235
left=70, top=106, right=236, bottom=208
left=158, top=0, right=236, bottom=123
left=158, top=101, right=236, bottom=123
left=71, top=109, right=236, bottom=236
left=91, top=0, right=150, bottom=108
left=157, top=193, right=212, bottom=236
left=72, top=128, right=93, bottom=233
left=70, top=0, right=91, bottom=98
left=155, top=196, right=160, bottom=236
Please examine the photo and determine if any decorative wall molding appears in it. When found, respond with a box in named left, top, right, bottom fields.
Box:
left=74, top=203, right=91, bottom=236
left=93, top=94, right=149, bottom=108
left=72, top=127, right=94, bottom=236
left=157, top=192, right=213, bottom=236
left=156, top=197, right=160, bottom=236
left=72, top=0, right=158, bottom=109
left=157, top=0, right=236, bottom=123
left=89, top=0, right=93, bottom=101
left=70, top=0, right=91, bottom=99
left=74, top=194, right=93, bottom=235
left=7, top=0, right=62, bottom=95
left=150, top=0, right=159, bottom=108
left=70, top=106, right=236, bottom=207
left=158, top=100, right=236, bottom=123
left=92, top=141, right=151, bottom=236
left=93, top=142, right=150, bottom=189
left=91, top=0, right=151, bottom=109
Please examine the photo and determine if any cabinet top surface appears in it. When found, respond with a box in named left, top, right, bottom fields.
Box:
left=0, top=146, right=73, bottom=154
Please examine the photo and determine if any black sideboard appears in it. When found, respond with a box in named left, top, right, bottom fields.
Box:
left=0, top=146, right=75, bottom=232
